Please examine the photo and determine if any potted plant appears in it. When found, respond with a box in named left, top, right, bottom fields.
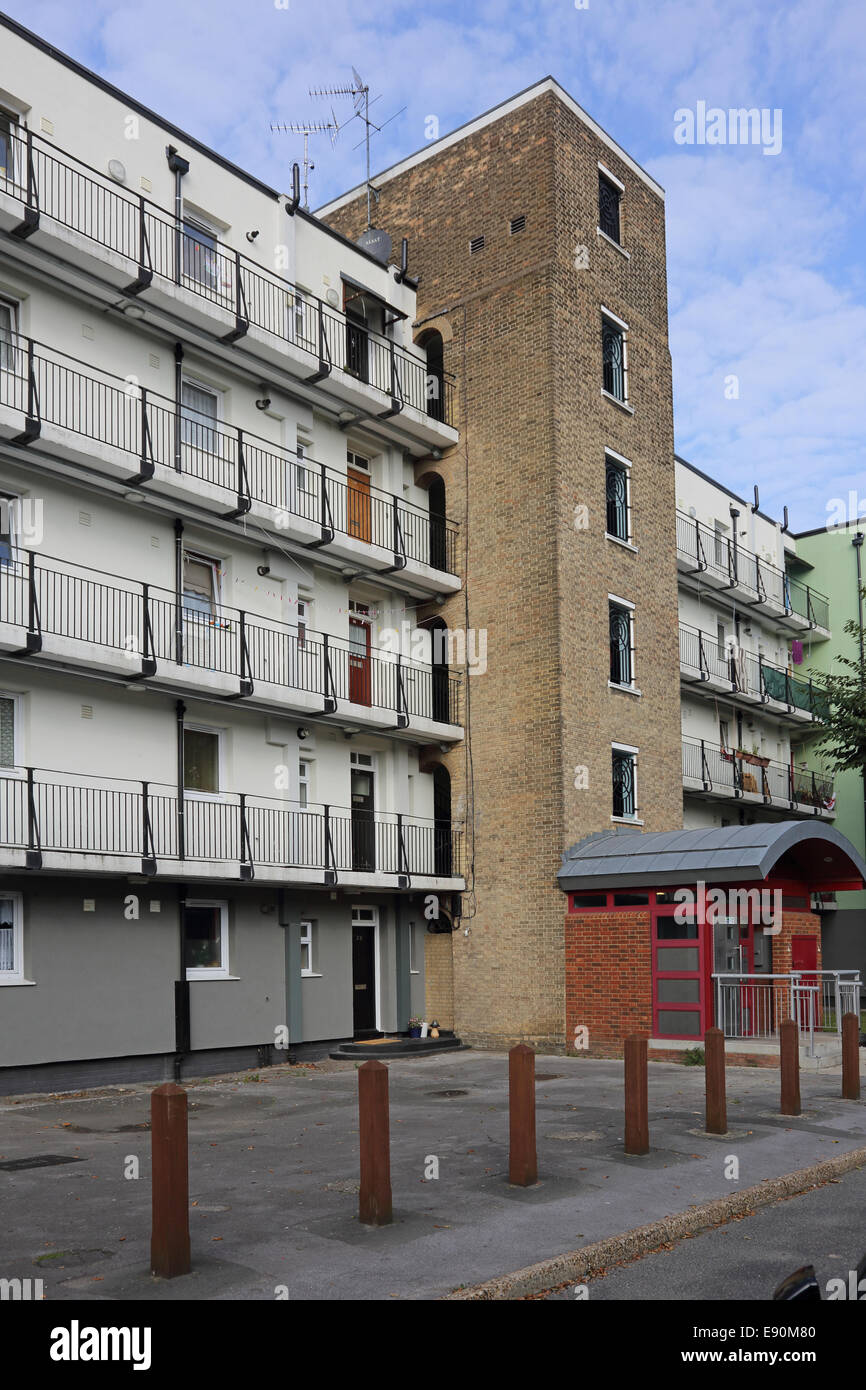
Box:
left=407, top=1016, right=422, bottom=1038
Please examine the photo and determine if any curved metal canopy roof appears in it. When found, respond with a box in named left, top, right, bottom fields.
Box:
left=558, top=822, right=866, bottom=892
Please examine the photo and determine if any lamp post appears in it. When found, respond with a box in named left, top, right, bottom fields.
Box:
left=853, top=532, right=865, bottom=858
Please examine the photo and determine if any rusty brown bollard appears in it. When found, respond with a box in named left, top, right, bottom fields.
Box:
left=150, top=1082, right=191, bottom=1279
left=508, top=1043, right=537, bottom=1186
left=624, top=1034, right=649, bottom=1155
left=705, top=1028, right=727, bottom=1135
left=358, top=1060, right=392, bottom=1226
left=842, top=1012, right=861, bottom=1101
left=780, top=1018, right=801, bottom=1117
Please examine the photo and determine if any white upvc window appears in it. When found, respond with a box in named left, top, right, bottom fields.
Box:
left=0, top=690, right=21, bottom=772
left=300, top=918, right=317, bottom=975
left=0, top=488, right=17, bottom=563
left=184, top=899, right=230, bottom=980
left=0, top=295, right=18, bottom=372
left=180, top=378, right=222, bottom=457
left=182, top=212, right=222, bottom=293
left=298, top=756, right=310, bottom=809
left=0, top=108, right=19, bottom=188
left=611, top=741, right=640, bottom=822
left=183, top=550, right=221, bottom=618
left=183, top=724, right=223, bottom=797
left=0, top=892, right=24, bottom=983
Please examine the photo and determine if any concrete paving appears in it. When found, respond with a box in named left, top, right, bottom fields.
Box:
left=539, top=1165, right=866, bottom=1300
left=1, top=1051, right=864, bottom=1301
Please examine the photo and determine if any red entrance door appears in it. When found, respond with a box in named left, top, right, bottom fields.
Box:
left=348, top=617, right=371, bottom=706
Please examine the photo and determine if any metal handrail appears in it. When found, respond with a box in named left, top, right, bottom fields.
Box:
left=682, top=737, right=834, bottom=810
left=678, top=623, right=829, bottom=719
left=0, top=765, right=465, bottom=880
left=0, top=334, right=459, bottom=572
left=676, top=511, right=829, bottom=629
left=1, top=125, right=456, bottom=425
left=0, top=543, right=462, bottom=725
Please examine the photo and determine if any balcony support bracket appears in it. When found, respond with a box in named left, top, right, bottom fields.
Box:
left=304, top=527, right=335, bottom=550
left=323, top=696, right=338, bottom=715
left=25, top=849, right=43, bottom=870
left=222, top=317, right=249, bottom=344
left=13, top=419, right=41, bottom=445
left=306, top=362, right=331, bottom=385
left=239, top=862, right=255, bottom=881
left=141, top=856, right=158, bottom=877
left=324, top=868, right=338, bottom=887
left=11, top=207, right=40, bottom=240
left=122, top=269, right=154, bottom=296
left=377, top=398, right=403, bottom=421
left=13, top=631, right=42, bottom=657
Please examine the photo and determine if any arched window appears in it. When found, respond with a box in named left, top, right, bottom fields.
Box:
left=433, top=764, right=453, bottom=877
left=419, top=329, right=445, bottom=422
left=423, top=616, right=451, bottom=723
left=427, top=474, right=447, bottom=573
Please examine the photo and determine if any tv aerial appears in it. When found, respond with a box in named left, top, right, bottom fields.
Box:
left=310, top=68, right=405, bottom=229
left=270, top=113, right=340, bottom=211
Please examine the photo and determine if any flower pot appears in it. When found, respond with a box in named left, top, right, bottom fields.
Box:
left=409, top=1027, right=422, bottom=1038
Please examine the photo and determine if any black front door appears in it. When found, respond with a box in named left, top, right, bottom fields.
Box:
left=345, top=313, right=369, bottom=383
left=352, top=925, right=376, bottom=1035
left=351, top=765, right=375, bottom=871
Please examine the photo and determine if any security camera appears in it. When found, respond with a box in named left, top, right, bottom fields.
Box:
left=246, top=229, right=260, bottom=242
left=255, top=395, right=272, bottom=412
left=257, top=564, right=270, bottom=577
left=297, top=726, right=310, bottom=740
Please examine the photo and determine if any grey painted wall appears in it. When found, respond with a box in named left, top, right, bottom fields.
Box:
left=1, top=878, right=427, bottom=1069
left=821, top=908, right=866, bottom=985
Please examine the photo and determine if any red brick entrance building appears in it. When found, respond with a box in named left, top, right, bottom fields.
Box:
left=559, top=824, right=865, bottom=1058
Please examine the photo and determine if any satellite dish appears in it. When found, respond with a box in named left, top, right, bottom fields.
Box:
left=357, top=227, right=392, bottom=264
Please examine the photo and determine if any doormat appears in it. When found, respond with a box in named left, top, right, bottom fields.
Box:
left=354, top=1037, right=400, bottom=1045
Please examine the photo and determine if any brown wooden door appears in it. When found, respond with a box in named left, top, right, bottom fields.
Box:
left=347, top=468, right=372, bottom=544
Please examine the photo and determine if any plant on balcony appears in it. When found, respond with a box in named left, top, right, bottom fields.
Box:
left=809, top=590, right=866, bottom=783
left=407, top=1016, right=423, bottom=1038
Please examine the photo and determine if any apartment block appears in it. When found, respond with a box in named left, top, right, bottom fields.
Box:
left=320, top=79, right=685, bottom=1050
left=0, top=15, right=465, bottom=1091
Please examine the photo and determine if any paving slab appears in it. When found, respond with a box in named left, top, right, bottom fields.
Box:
left=0, top=1052, right=864, bottom=1301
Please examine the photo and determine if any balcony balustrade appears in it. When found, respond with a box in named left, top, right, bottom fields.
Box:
left=678, top=623, right=830, bottom=722
left=682, top=736, right=835, bottom=816
left=0, top=545, right=461, bottom=732
left=0, top=766, right=465, bottom=884
left=676, top=512, right=829, bottom=632
left=0, top=126, right=456, bottom=428
left=0, top=336, right=458, bottom=581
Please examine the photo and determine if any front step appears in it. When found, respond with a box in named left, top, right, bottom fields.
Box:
left=329, top=1031, right=465, bottom=1060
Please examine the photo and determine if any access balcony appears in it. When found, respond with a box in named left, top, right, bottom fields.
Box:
left=0, top=546, right=462, bottom=742
left=0, top=766, right=466, bottom=890
left=682, top=736, right=835, bottom=818
left=0, top=127, right=456, bottom=446
left=679, top=623, right=829, bottom=724
left=0, top=336, right=460, bottom=593
left=676, top=512, right=829, bottom=635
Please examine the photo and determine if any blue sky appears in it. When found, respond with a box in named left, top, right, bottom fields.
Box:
left=5, top=0, right=865, bottom=531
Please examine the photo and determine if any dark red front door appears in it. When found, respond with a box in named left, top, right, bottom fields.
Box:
left=348, top=617, right=371, bottom=706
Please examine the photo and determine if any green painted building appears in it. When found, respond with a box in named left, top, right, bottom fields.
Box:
left=794, top=518, right=866, bottom=977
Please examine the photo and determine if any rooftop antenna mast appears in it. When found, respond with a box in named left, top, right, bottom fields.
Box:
left=310, top=70, right=405, bottom=229
left=269, top=115, right=340, bottom=210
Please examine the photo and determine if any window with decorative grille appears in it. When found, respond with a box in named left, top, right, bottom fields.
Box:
left=609, top=602, right=633, bottom=686
left=605, top=457, right=630, bottom=540
left=602, top=319, right=625, bottom=400
left=598, top=173, right=621, bottom=243
left=612, top=747, right=637, bottom=819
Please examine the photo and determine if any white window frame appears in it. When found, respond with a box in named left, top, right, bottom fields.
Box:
left=180, top=376, right=224, bottom=459
left=604, top=448, right=635, bottom=549
left=0, top=890, right=26, bottom=985
left=182, top=548, right=223, bottom=620
left=0, top=689, right=23, bottom=777
left=0, top=107, right=21, bottom=189
left=0, top=486, right=19, bottom=563
left=300, top=918, right=321, bottom=976
left=601, top=308, right=632, bottom=411
left=183, top=723, right=224, bottom=800
left=184, top=898, right=230, bottom=980
left=181, top=210, right=223, bottom=293
left=611, top=741, right=642, bottom=825
left=608, top=595, right=639, bottom=694
left=298, top=755, right=311, bottom=810
left=0, top=293, right=19, bottom=373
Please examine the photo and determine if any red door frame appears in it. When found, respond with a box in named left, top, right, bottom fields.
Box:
left=348, top=615, right=371, bottom=706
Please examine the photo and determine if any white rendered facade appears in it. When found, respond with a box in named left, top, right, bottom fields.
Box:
left=0, top=16, right=463, bottom=1084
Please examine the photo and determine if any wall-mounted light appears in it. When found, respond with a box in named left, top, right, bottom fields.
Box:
left=255, top=391, right=272, bottom=411
left=246, top=229, right=260, bottom=243
left=297, top=726, right=310, bottom=740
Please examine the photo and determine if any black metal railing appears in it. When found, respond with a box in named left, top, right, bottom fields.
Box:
left=0, top=766, right=465, bottom=881
left=675, top=512, right=829, bottom=630
left=0, top=544, right=462, bottom=726
left=678, top=624, right=830, bottom=720
left=1, top=126, right=456, bottom=426
left=681, top=736, right=834, bottom=812
left=0, top=335, right=458, bottom=574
